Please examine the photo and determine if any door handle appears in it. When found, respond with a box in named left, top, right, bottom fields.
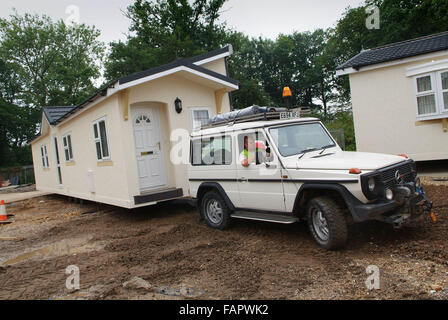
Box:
left=265, top=162, right=277, bottom=168
left=157, top=142, right=161, bottom=150
left=239, top=177, right=248, bottom=182
left=141, top=151, right=154, bottom=156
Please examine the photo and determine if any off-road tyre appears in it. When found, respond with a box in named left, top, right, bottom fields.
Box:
left=306, top=196, right=348, bottom=250
left=200, top=191, right=232, bottom=230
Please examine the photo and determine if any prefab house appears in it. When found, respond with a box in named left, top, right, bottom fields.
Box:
left=30, top=46, right=239, bottom=208
left=336, top=32, right=448, bottom=162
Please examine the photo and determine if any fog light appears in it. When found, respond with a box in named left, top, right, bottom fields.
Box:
left=386, top=189, right=394, bottom=200
left=415, top=177, right=421, bottom=188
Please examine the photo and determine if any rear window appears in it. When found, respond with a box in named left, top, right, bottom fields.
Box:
left=191, top=135, right=232, bottom=166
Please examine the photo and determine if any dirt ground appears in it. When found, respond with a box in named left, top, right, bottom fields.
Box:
left=0, top=182, right=447, bottom=300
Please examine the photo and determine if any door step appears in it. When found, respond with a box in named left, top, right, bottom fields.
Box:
left=231, top=211, right=299, bottom=224
left=134, top=188, right=183, bottom=205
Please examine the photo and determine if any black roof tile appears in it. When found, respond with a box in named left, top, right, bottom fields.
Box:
left=43, top=106, right=76, bottom=125
left=337, top=31, right=448, bottom=71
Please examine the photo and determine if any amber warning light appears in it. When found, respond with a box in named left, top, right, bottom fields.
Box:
left=282, top=86, right=292, bottom=98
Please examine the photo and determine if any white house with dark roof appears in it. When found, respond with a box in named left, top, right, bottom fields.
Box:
left=337, top=32, right=448, bottom=162
left=30, top=46, right=238, bottom=208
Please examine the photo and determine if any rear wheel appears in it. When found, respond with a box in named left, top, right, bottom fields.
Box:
left=200, top=191, right=232, bottom=230
left=306, top=196, right=348, bottom=250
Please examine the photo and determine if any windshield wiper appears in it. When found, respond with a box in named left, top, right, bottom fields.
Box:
left=318, top=144, right=336, bottom=155
left=298, top=148, right=319, bottom=159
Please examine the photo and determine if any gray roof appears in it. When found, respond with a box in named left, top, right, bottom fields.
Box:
left=337, top=31, right=448, bottom=71
left=43, top=106, right=76, bottom=125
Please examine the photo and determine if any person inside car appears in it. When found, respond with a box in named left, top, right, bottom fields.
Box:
left=239, top=135, right=271, bottom=167
left=239, top=136, right=256, bottom=167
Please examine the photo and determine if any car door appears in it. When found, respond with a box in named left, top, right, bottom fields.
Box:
left=235, top=130, right=286, bottom=212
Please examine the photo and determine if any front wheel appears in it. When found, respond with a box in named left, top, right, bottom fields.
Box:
left=306, top=197, right=348, bottom=250
left=200, top=191, right=232, bottom=230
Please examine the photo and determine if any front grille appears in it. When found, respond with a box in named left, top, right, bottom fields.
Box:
left=380, top=162, right=415, bottom=189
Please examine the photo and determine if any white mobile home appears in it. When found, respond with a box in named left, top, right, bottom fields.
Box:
left=30, top=46, right=238, bottom=208
left=336, top=32, right=448, bottom=161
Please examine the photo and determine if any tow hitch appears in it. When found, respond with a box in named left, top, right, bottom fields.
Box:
left=390, top=184, right=435, bottom=228
left=416, top=186, right=436, bottom=223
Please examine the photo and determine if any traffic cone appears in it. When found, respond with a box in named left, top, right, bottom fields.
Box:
left=0, top=200, right=12, bottom=224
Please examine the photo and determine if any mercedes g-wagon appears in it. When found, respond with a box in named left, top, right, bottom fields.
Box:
left=188, top=107, right=433, bottom=250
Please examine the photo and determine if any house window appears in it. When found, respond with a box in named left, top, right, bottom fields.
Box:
left=62, top=134, right=74, bottom=162
left=41, top=145, right=49, bottom=168
left=414, top=70, right=448, bottom=119
left=191, top=108, right=211, bottom=129
left=92, top=118, right=110, bottom=160
left=442, top=71, right=448, bottom=110
left=415, top=75, right=436, bottom=115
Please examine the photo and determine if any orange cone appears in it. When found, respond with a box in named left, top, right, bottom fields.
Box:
left=0, top=200, right=12, bottom=224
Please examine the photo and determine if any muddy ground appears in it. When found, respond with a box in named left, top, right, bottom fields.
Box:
left=0, top=184, right=447, bottom=300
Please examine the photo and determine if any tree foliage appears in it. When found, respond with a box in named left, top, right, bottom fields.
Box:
left=2, top=0, right=448, bottom=165
left=105, top=0, right=228, bottom=80
left=0, top=12, right=104, bottom=166
left=0, top=12, right=104, bottom=109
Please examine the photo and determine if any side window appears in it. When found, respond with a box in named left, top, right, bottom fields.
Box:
left=92, top=118, right=110, bottom=160
left=191, top=108, right=211, bottom=130
left=63, top=134, right=74, bottom=162
left=41, top=145, right=49, bottom=168
left=191, top=135, right=232, bottom=165
left=237, top=131, right=273, bottom=167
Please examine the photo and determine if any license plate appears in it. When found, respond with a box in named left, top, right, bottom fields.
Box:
left=280, top=111, right=300, bottom=120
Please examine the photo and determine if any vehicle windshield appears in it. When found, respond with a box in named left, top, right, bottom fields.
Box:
left=269, top=122, right=336, bottom=157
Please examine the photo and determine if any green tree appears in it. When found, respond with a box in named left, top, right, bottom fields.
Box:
left=327, top=0, right=448, bottom=102
left=324, top=110, right=356, bottom=151
left=0, top=12, right=104, bottom=110
left=226, top=32, right=271, bottom=109
left=105, top=0, right=228, bottom=80
left=0, top=97, right=34, bottom=166
left=226, top=30, right=339, bottom=113
left=0, top=12, right=105, bottom=165
left=0, top=12, right=104, bottom=133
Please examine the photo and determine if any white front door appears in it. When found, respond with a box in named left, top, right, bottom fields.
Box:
left=132, top=106, right=168, bottom=191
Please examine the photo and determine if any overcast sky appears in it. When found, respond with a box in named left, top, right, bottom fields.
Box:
left=0, top=0, right=365, bottom=44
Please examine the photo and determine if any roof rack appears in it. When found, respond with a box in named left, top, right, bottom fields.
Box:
left=197, top=107, right=312, bottom=130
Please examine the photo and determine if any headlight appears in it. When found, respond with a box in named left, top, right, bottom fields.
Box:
left=368, top=177, right=376, bottom=192
left=385, top=189, right=394, bottom=200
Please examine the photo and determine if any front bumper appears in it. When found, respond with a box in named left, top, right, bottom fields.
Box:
left=352, top=181, right=433, bottom=227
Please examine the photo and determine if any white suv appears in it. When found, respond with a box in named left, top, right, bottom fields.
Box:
left=188, top=111, right=433, bottom=250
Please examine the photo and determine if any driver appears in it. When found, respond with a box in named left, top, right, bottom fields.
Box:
left=240, top=136, right=269, bottom=167
left=239, top=136, right=255, bottom=167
